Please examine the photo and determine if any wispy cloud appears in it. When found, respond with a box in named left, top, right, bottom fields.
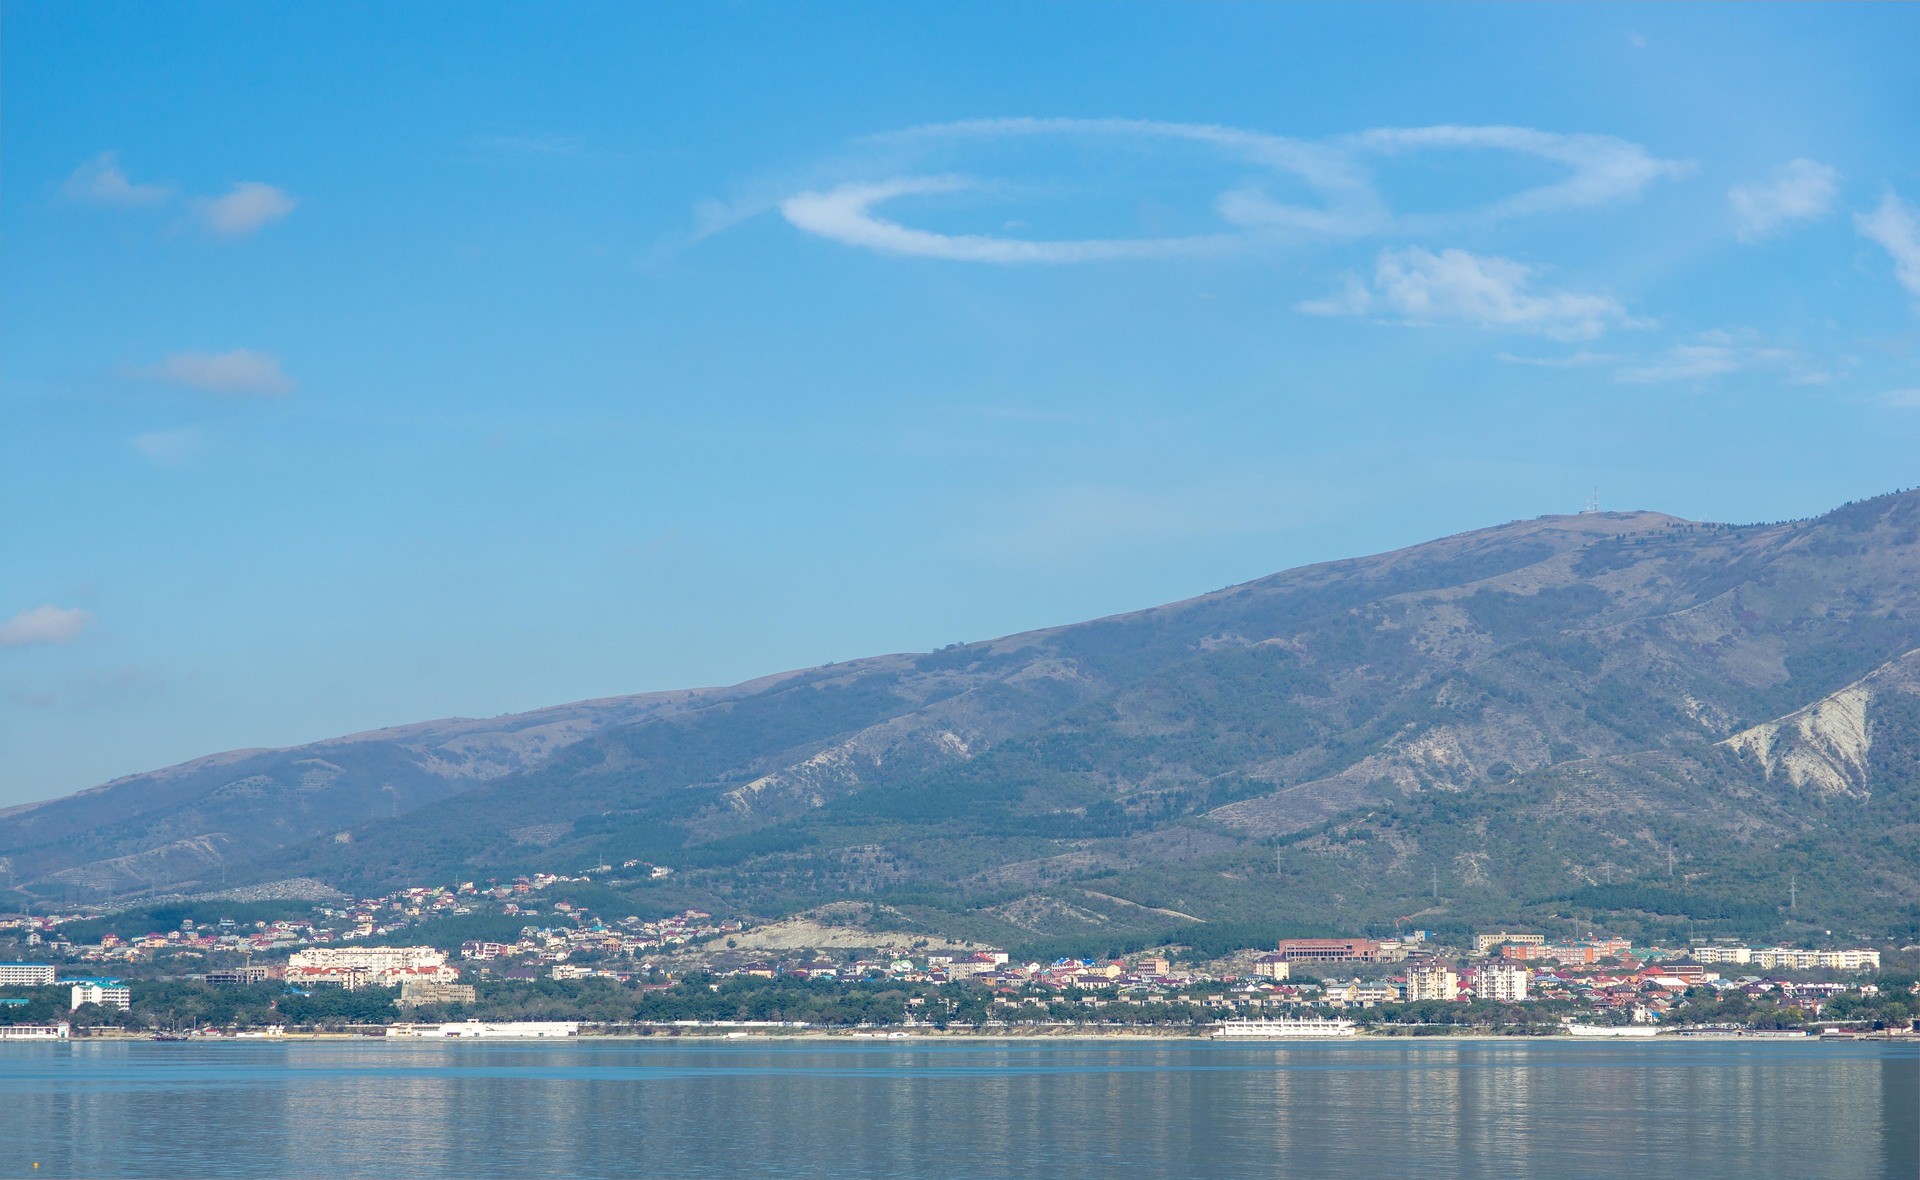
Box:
left=1856, top=189, right=1920, bottom=301
left=1729, top=159, right=1841, bottom=241
left=63, top=154, right=296, bottom=239
left=782, top=176, right=1237, bottom=263
left=61, top=152, right=173, bottom=206
left=132, top=426, right=212, bottom=466
left=193, top=182, right=297, bottom=237
left=135, top=349, right=294, bottom=396
left=1298, top=247, right=1643, bottom=341
left=1349, top=125, right=1691, bottom=224
left=1881, top=388, right=1920, bottom=410
left=758, top=118, right=1688, bottom=265
left=881, top=117, right=1385, bottom=239
left=1613, top=330, right=1812, bottom=384
left=0, top=606, right=94, bottom=648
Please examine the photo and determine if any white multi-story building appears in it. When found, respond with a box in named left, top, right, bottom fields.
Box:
left=70, top=980, right=131, bottom=1011
left=0, top=963, right=57, bottom=986
left=1743, top=947, right=1873, bottom=974
left=1724, top=947, right=1882, bottom=972
left=1816, top=949, right=1882, bottom=971
left=1405, top=965, right=1460, bottom=1002
left=287, top=945, right=459, bottom=989
left=1474, top=963, right=1529, bottom=1002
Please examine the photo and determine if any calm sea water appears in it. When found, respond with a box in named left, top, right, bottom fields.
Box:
left=1, top=1038, right=1914, bottom=1178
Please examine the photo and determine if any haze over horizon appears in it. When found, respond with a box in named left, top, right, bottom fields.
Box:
left=5, top=3, right=1919, bottom=807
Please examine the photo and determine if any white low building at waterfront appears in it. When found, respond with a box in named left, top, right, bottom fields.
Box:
left=387, top=1020, right=578, bottom=1039
left=1214, top=1017, right=1356, bottom=1038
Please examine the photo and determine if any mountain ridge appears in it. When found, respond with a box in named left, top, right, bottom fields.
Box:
left=7, top=491, right=1920, bottom=946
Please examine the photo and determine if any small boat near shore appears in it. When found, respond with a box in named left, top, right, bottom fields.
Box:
left=1213, top=1018, right=1357, bottom=1038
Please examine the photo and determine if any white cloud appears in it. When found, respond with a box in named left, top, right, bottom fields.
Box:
left=132, top=426, right=212, bottom=466
left=1349, top=125, right=1691, bottom=224
left=1881, top=388, right=1920, bottom=409
left=62, top=155, right=297, bottom=241
left=1856, top=189, right=1920, bottom=300
left=1298, top=247, right=1641, bottom=340
left=1729, top=159, right=1841, bottom=240
left=61, top=152, right=172, bottom=206
left=1613, top=330, right=1806, bottom=384
left=0, top=606, right=94, bottom=648
left=136, top=349, right=294, bottom=396
left=194, top=181, right=297, bottom=237
left=782, top=175, right=1236, bottom=263
left=765, top=118, right=1687, bottom=264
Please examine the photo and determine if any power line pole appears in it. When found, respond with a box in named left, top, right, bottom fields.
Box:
left=1789, top=873, right=1797, bottom=914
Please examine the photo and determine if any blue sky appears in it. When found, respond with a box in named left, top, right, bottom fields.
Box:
left=5, top=4, right=1919, bottom=806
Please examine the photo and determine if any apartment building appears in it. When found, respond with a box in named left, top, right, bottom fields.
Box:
left=1275, top=939, right=1380, bottom=963
left=70, top=979, right=131, bottom=1011
left=0, top=963, right=57, bottom=986
left=1474, top=963, right=1529, bottom=1002
left=400, top=979, right=479, bottom=1006
left=1687, top=945, right=1880, bottom=972
left=206, top=966, right=273, bottom=987
left=287, top=945, right=460, bottom=989
left=1405, top=964, right=1460, bottom=1002
left=1251, top=954, right=1292, bottom=980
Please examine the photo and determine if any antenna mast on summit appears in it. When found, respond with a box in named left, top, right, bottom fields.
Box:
left=1581, top=487, right=1599, bottom=515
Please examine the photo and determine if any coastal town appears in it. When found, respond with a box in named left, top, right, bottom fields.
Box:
left=2, top=870, right=1913, bottom=1040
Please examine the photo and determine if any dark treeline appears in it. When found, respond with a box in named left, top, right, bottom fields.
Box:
left=9, top=970, right=1912, bottom=1032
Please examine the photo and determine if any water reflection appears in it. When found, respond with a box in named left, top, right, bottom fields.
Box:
left=0, top=1039, right=1913, bottom=1178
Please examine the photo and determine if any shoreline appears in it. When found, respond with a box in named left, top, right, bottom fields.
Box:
left=16, top=1027, right=1916, bottom=1045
